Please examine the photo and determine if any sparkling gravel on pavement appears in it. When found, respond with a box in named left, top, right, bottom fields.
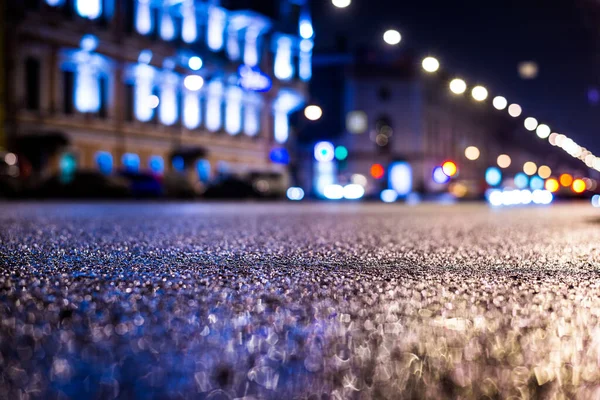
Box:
left=1, top=202, right=600, bottom=399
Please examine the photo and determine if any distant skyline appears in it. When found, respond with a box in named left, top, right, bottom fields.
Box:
left=311, top=0, right=600, bottom=153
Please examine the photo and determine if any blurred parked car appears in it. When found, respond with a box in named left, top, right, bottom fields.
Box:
left=29, top=171, right=130, bottom=199
left=203, top=172, right=287, bottom=199
left=117, top=171, right=164, bottom=198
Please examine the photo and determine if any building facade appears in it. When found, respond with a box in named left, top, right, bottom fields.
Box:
left=3, top=0, right=313, bottom=183
left=301, top=50, right=586, bottom=199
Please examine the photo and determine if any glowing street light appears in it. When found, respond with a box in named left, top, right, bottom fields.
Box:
left=545, top=178, right=559, bottom=193
left=471, top=86, right=488, bottom=101
left=497, top=154, right=511, bottom=169
left=523, top=161, right=537, bottom=176
left=536, top=124, right=551, bottom=139
left=332, top=0, right=351, bottom=8
left=538, top=165, right=552, bottom=179
left=304, top=105, right=323, bottom=121
left=183, top=75, right=204, bottom=91
left=422, top=57, right=440, bottom=73
left=572, top=179, right=586, bottom=194
left=383, top=30, right=401, bottom=45
left=508, top=103, right=522, bottom=117
left=493, top=96, right=507, bottom=110
left=524, top=117, right=538, bottom=131
left=449, top=78, right=467, bottom=95
left=442, top=161, right=458, bottom=177
left=465, top=146, right=480, bottom=161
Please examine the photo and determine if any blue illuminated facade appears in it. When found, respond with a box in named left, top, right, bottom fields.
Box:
left=8, top=0, right=313, bottom=184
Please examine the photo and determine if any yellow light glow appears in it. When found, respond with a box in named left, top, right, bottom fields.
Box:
left=449, top=78, right=467, bottom=95
left=508, top=104, right=522, bottom=117
left=572, top=179, right=586, bottom=194
left=538, top=165, right=551, bottom=179
left=464, top=146, right=480, bottom=161
left=442, top=161, right=458, bottom=177
left=422, top=57, right=440, bottom=73
left=304, top=105, right=323, bottom=121
left=518, top=61, right=539, bottom=79
left=524, top=117, right=538, bottom=131
left=523, top=161, right=537, bottom=176
left=492, top=96, right=507, bottom=110
left=497, top=154, right=511, bottom=169
left=545, top=178, right=559, bottom=193
left=559, top=173, right=573, bottom=187
left=471, top=86, right=488, bottom=101
left=449, top=182, right=468, bottom=198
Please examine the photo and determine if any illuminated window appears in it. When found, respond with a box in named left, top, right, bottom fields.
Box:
left=244, top=96, right=261, bottom=136
left=61, top=35, right=109, bottom=115
left=183, top=91, right=201, bottom=130
left=273, top=112, right=288, bottom=144
left=206, top=80, right=223, bottom=132
left=160, top=8, right=175, bottom=41
left=60, top=153, right=77, bottom=182
left=299, top=39, right=313, bottom=81
left=207, top=6, right=226, bottom=51
left=225, top=86, right=243, bottom=135
left=244, top=26, right=260, bottom=66
left=135, top=0, right=153, bottom=35
left=197, top=159, right=211, bottom=183
left=75, top=0, right=102, bottom=20
left=181, top=0, right=197, bottom=43
left=272, top=90, right=303, bottom=143
left=227, top=27, right=241, bottom=61
left=95, top=151, right=113, bottom=175
left=122, top=153, right=140, bottom=172
left=158, top=70, right=179, bottom=126
left=274, top=36, right=294, bottom=81
left=172, top=156, right=185, bottom=172
left=149, top=156, right=164, bottom=174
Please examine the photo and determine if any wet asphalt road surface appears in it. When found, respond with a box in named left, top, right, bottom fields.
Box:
left=1, top=202, right=600, bottom=399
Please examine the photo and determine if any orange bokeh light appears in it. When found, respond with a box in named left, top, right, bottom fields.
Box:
left=370, top=164, right=385, bottom=179
left=442, top=161, right=458, bottom=177
left=572, top=179, right=586, bottom=194
left=545, top=178, right=560, bottom=193
left=559, top=174, right=573, bottom=187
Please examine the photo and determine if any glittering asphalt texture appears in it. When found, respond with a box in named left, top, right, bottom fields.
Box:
left=1, top=202, right=600, bottom=399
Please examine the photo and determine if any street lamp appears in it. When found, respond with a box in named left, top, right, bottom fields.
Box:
left=508, top=104, right=522, bottom=117
left=524, top=117, right=538, bottom=131
left=304, top=105, right=323, bottom=121
left=471, top=86, right=488, bottom=102
left=383, top=30, right=401, bottom=45
left=465, top=146, right=480, bottom=161
left=449, top=78, right=467, bottom=95
left=422, top=57, right=440, bottom=73
left=492, top=96, right=507, bottom=110
left=332, top=0, right=351, bottom=8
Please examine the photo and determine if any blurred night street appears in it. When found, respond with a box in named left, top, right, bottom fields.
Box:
left=2, top=202, right=600, bottom=398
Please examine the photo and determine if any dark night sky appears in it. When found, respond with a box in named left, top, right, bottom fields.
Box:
left=311, top=0, right=600, bottom=153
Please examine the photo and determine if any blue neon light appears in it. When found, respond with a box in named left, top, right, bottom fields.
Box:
left=389, top=162, right=412, bottom=196
left=485, top=167, right=502, bottom=186
left=122, top=153, right=140, bottom=172
left=238, top=65, right=272, bottom=92
left=270, top=147, right=290, bottom=165
left=432, top=166, right=450, bottom=184
left=149, top=156, right=164, bottom=174
left=95, top=151, right=113, bottom=175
